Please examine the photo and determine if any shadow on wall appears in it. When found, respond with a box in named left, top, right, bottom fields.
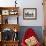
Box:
left=18, top=26, right=43, bottom=44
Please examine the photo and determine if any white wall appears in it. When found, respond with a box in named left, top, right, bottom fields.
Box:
left=0, top=0, right=44, bottom=26
left=17, top=0, right=44, bottom=26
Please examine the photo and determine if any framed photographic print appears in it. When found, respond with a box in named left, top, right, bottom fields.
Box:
left=2, top=10, right=9, bottom=15
left=9, top=10, right=18, bottom=15
left=23, top=8, right=37, bottom=20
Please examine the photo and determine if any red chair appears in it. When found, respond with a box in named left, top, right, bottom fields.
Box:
left=21, top=28, right=41, bottom=46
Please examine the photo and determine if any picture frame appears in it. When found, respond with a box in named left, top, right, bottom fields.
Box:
left=23, top=8, right=37, bottom=20
left=2, top=10, right=9, bottom=15
left=9, top=10, right=18, bottom=15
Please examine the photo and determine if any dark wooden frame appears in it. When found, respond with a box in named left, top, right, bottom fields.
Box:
left=23, top=8, right=37, bottom=20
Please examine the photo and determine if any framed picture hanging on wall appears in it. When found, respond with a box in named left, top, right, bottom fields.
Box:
left=23, top=8, right=37, bottom=20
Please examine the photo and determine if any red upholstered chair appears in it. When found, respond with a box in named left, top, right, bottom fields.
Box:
left=21, top=28, right=41, bottom=46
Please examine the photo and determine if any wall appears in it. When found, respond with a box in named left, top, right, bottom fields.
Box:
left=0, top=0, right=44, bottom=26
left=18, top=0, right=44, bottom=26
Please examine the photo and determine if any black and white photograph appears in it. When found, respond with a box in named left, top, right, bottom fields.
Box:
left=23, top=8, right=37, bottom=20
